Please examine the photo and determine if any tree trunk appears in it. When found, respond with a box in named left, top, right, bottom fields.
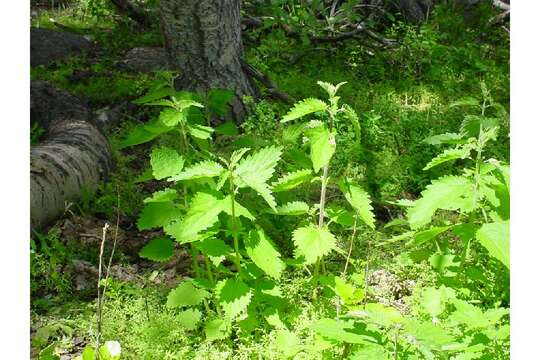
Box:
left=159, top=0, right=257, bottom=122
left=30, top=81, right=113, bottom=230
left=398, top=0, right=432, bottom=24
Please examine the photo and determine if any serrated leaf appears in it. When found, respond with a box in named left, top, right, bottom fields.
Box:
left=215, top=121, right=238, bottom=135
left=317, top=81, right=347, bottom=97
left=133, top=87, right=176, bottom=104
left=177, top=308, right=202, bottom=330
left=476, top=221, right=509, bottom=269
left=272, top=169, right=312, bottom=192
left=449, top=299, right=489, bottom=329
left=205, top=318, right=230, bottom=341
left=150, top=147, right=185, bottom=180
left=139, top=237, right=174, bottom=262
left=137, top=202, right=181, bottom=230
left=143, top=188, right=178, bottom=203
left=349, top=344, right=391, bottom=360
left=424, top=133, right=464, bottom=145
left=407, top=226, right=451, bottom=247
left=313, top=318, right=377, bottom=344
left=194, top=237, right=233, bottom=267
left=326, top=205, right=356, bottom=227
left=334, top=277, right=356, bottom=303
left=423, top=147, right=471, bottom=170
left=342, top=104, right=361, bottom=141
left=234, top=146, right=282, bottom=211
left=429, top=253, right=459, bottom=273
left=245, top=228, right=286, bottom=279
left=118, top=119, right=172, bottom=148
left=339, top=180, right=375, bottom=229
left=165, top=192, right=224, bottom=243
left=282, top=122, right=307, bottom=144
left=460, top=115, right=499, bottom=138
left=275, top=201, right=309, bottom=216
left=306, top=125, right=335, bottom=172
left=276, top=329, right=302, bottom=358
left=281, top=98, right=328, bottom=123
left=292, top=225, right=336, bottom=264
left=188, top=123, right=214, bottom=139
left=159, top=108, right=186, bottom=127
left=420, top=286, right=456, bottom=317
left=169, top=160, right=224, bottom=181
left=167, top=281, right=209, bottom=308
left=407, top=176, right=476, bottom=229
left=208, top=88, right=234, bottom=116
left=215, top=279, right=253, bottom=320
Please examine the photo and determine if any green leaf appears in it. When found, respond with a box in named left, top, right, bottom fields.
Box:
left=165, top=192, right=224, bottom=243
left=150, top=147, right=185, bottom=180
left=272, top=169, right=312, bottom=192
left=215, top=278, right=253, bottom=320
left=234, top=146, right=282, bottom=211
left=460, top=115, right=499, bottom=138
left=205, top=318, right=230, bottom=341
left=222, top=195, right=256, bottom=220
left=420, top=286, right=456, bottom=317
left=275, top=329, right=302, bottom=358
left=215, top=121, right=238, bottom=135
left=449, top=97, right=480, bottom=108
left=194, top=237, right=233, bottom=267
left=143, top=188, right=178, bottom=203
left=313, top=318, right=377, bottom=344
left=275, top=201, right=309, bottom=216
left=159, top=108, right=186, bottom=127
left=208, top=88, right=234, bottom=116
left=334, top=277, right=356, bottom=303
left=349, top=344, right=391, bottom=360
left=342, top=104, right=361, bottom=141
left=282, top=122, right=307, bottom=144
left=407, top=226, right=451, bottom=247
left=177, top=308, right=202, bottom=330
left=118, top=119, right=172, bottom=148
left=424, top=133, right=464, bottom=145
left=137, top=202, right=181, bottom=230
left=306, top=125, right=335, bottom=172
left=245, top=228, right=286, bottom=279
left=339, top=180, right=376, bottom=229
left=167, top=281, right=209, bottom=308
left=188, top=124, right=214, bottom=139
left=139, top=237, right=174, bottom=262
left=133, top=87, right=176, bottom=104
left=351, top=303, right=404, bottom=327
left=326, top=205, right=356, bottom=227
left=429, top=253, right=459, bottom=273
left=476, top=221, right=509, bottom=269
left=281, top=98, right=328, bottom=123
left=407, top=176, right=476, bottom=229
left=169, top=160, right=224, bottom=181
left=405, top=321, right=454, bottom=348
left=317, top=81, right=347, bottom=97
left=423, top=147, right=471, bottom=170
left=292, top=225, right=336, bottom=264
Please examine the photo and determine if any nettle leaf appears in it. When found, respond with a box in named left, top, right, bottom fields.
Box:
left=292, top=225, right=336, bottom=264
left=476, top=220, right=509, bottom=269
left=139, top=237, right=174, bottom=262
left=234, top=146, right=282, bottom=211
left=150, top=147, right=185, bottom=180
left=245, top=228, right=286, bottom=279
left=177, top=308, right=202, bottom=330
left=275, top=201, right=309, bottom=216
left=222, top=195, right=255, bottom=220
left=349, top=344, right=391, bottom=360
left=137, top=202, right=181, bottom=230
left=423, top=147, right=471, bottom=170
left=339, top=180, right=376, bottom=229
left=407, top=226, right=452, bottom=247
left=275, top=329, right=302, bottom=358
left=326, top=205, right=356, bottom=227
left=460, top=115, right=499, bottom=138
left=169, top=160, right=224, bottom=181
left=215, top=278, right=253, bottom=320
left=449, top=299, right=489, bottom=329
left=306, top=125, right=336, bottom=172
left=187, top=124, right=214, bottom=140
left=159, top=108, right=186, bottom=127
left=165, top=192, right=224, bottom=243
left=407, top=176, right=476, bottom=229
left=358, top=303, right=404, bottom=327
left=167, top=281, right=209, bottom=308
left=215, top=121, right=238, bottom=136
left=143, top=188, right=178, bottom=203
left=341, top=104, right=361, bottom=141
left=205, top=318, right=230, bottom=341
left=282, top=122, right=307, bottom=144
left=313, top=318, right=377, bottom=344
left=119, top=118, right=172, bottom=148
left=133, top=87, right=176, bottom=104
left=420, top=286, right=456, bottom=317
left=194, top=237, right=233, bottom=267
left=281, top=98, right=328, bottom=123
left=272, top=169, right=312, bottom=192
left=317, top=81, right=347, bottom=97
left=424, top=133, right=464, bottom=145
left=208, top=88, right=234, bottom=116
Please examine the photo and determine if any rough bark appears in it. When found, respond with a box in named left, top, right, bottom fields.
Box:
left=159, top=0, right=258, bottom=122
left=109, top=0, right=150, bottom=26
left=398, top=0, right=432, bottom=24
left=31, top=81, right=113, bottom=230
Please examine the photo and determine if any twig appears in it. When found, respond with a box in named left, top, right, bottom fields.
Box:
left=95, top=222, right=109, bottom=357
left=241, top=60, right=294, bottom=104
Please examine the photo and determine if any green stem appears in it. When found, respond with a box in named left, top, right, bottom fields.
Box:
left=204, top=255, right=215, bottom=284
left=229, top=177, right=242, bottom=278
left=343, top=215, right=358, bottom=275
left=190, top=243, right=201, bottom=278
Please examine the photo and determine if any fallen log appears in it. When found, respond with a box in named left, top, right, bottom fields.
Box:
left=30, top=81, right=114, bottom=230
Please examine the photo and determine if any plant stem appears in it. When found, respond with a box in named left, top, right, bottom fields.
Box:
left=343, top=215, right=358, bottom=275
left=313, top=164, right=330, bottom=299
left=229, top=177, right=242, bottom=278
left=204, top=255, right=215, bottom=284
left=96, top=222, right=110, bottom=358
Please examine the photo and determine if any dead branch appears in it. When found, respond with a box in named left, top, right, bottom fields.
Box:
left=241, top=60, right=294, bottom=104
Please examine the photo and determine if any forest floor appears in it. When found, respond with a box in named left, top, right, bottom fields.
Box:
left=30, top=2, right=510, bottom=359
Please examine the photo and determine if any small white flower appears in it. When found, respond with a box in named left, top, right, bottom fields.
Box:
left=105, top=341, right=121, bottom=358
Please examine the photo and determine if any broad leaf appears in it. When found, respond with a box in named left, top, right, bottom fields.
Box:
left=317, top=81, right=347, bottom=97
left=245, top=228, right=286, bottom=279
left=420, top=286, right=456, bottom=317
left=306, top=125, right=336, bottom=172
left=194, top=237, right=233, bottom=267
left=208, top=88, right=234, bottom=116
left=133, top=87, right=176, bottom=104
left=275, top=201, right=309, bottom=216
left=292, top=225, right=336, bottom=264
left=150, top=147, right=184, bottom=180
left=272, top=169, right=312, bottom=192
left=137, top=202, right=181, bottom=230
left=143, top=188, right=178, bottom=203
left=118, top=119, right=172, bottom=148
left=159, top=108, right=186, bottom=127
left=222, top=195, right=256, bottom=220
left=188, top=124, right=214, bottom=140
left=281, top=98, right=328, bottom=123
left=215, top=121, right=239, bottom=136
left=424, top=133, right=464, bottom=145
left=215, top=279, right=253, bottom=320
left=177, top=308, right=202, bottom=330
left=339, top=180, right=376, bottom=229
left=167, top=281, right=209, bottom=308
left=165, top=192, right=224, bottom=243
left=476, top=220, right=509, bottom=269
left=205, top=319, right=230, bottom=341
left=423, top=147, right=471, bottom=170
left=169, top=160, right=224, bottom=181
left=139, top=237, right=174, bottom=262
left=313, top=318, right=377, bottom=344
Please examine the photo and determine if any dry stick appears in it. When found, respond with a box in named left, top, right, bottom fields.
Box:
left=240, top=60, right=294, bottom=104
left=96, top=222, right=110, bottom=357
